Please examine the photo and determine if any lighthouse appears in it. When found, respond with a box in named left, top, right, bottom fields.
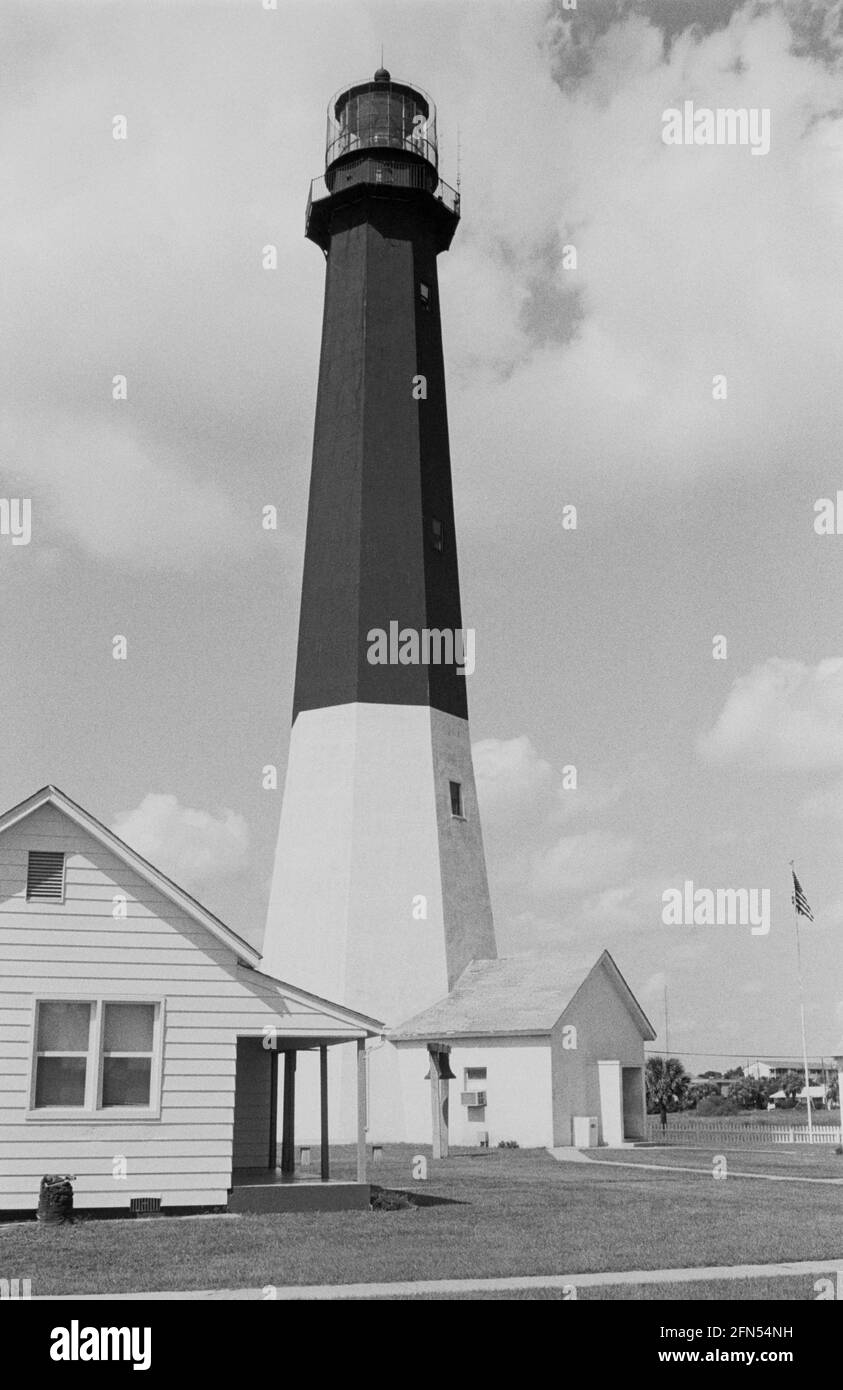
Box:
left=262, top=70, right=497, bottom=1141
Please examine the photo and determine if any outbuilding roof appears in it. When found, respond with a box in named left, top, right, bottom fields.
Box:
left=390, top=949, right=656, bottom=1042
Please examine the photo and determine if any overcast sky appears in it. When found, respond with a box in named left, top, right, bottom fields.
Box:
left=2, top=0, right=842, bottom=1070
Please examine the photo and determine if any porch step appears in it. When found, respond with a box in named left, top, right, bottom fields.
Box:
left=229, top=1181, right=371, bottom=1214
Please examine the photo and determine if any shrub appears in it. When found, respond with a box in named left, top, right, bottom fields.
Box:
left=497, top=1140, right=519, bottom=1149
left=370, top=1187, right=413, bottom=1212
left=695, top=1094, right=741, bottom=1117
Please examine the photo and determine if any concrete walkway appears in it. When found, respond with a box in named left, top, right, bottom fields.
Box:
left=547, top=1147, right=843, bottom=1185
left=36, top=1256, right=843, bottom=1300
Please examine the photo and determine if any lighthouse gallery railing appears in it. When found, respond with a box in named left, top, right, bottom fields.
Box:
left=306, top=157, right=460, bottom=234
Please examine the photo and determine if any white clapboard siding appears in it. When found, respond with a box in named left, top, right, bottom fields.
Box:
left=0, top=800, right=371, bottom=1212
left=0, top=931, right=234, bottom=951
left=0, top=1125, right=232, bottom=1148
left=0, top=1186, right=230, bottom=1210
left=1, top=947, right=234, bottom=966
left=162, top=1075, right=237, bottom=1092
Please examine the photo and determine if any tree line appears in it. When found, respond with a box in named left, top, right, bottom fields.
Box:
left=645, top=1056, right=839, bottom=1117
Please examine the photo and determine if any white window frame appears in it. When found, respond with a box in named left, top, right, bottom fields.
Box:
left=26, top=995, right=164, bottom=1122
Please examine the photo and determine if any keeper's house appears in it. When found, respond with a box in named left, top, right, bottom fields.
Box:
left=0, top=786, right=381, bottom=1218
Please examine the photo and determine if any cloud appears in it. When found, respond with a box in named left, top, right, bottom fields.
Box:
left=529, top=830, right=635, bottom=898
left=581, top=875, right=668, bottom=929
left=5, top=0, right=843, bottom=576
left=111, top=793, right=249, bottom=893
left=2, top=414, right=257, bottom=570
left=474, top=734, right=621, bottom=829
left=447, top=0, right=843, bottom=528
left=473, top=735, right=557, bottom=826
left=698, top=658, right=843, bottom=768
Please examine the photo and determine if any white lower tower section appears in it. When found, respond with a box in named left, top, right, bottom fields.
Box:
left=261, top=701, right=496, bottom=1142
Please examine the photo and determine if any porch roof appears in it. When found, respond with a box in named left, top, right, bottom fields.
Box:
left=237, top=963, right=384, bottom=1042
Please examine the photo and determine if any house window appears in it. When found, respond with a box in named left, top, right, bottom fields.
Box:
left=34, top=1001, right=92, bottom=1107
left=101, top=1003, right=156, bottom=1107
left=429, top=518, right=444, bottom=552
left=419, top=281, right=431, bottom=308
left=449, top=780, right=464, bottom=818
left=26, top=851, right=65, bottom=902
left=464, top=1067, right=487, bottom=1086
left=31, top=999, right=161, bottom=1113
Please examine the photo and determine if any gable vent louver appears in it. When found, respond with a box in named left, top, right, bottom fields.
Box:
left=26, top=851, right=66, bottom=901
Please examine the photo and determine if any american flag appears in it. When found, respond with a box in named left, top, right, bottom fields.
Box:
left=791, top=868, right=814, bottom=922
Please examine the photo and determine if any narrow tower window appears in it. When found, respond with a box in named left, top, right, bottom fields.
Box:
left=419, top=281, right=431, bottom=308
left=449, top=780, right=464, bottom=818
left=430, top=518, right=445, bottom=552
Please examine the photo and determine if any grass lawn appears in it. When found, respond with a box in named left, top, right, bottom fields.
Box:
left=592, top=1147, right=843, bottom=1179
left=2, top=1146, right=842, bottom=1298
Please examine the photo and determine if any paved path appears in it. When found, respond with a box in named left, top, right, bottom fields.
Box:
left=37, top=1256, right=843, bottom=1300
left=547, top=1147, right=843, bottom=1185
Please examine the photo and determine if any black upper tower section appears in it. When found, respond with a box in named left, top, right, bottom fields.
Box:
left=293, top=71, right=466, bottom=722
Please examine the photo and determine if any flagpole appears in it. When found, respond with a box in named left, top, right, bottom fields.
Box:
left=789, top=861, right=813, bottom=1141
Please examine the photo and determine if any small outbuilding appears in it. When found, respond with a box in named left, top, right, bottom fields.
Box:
left=0, top=786, right=382, bottom=1217
left=389, top=950, right=656, bottom=1150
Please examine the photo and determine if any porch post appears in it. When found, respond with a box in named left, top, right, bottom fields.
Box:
left=428, top=1047, right=449, bottom=1159
left=356, top=1038, right=367, bottom=1183
left=281, top=1050, right=297, bottom=1175
left=320, top=1044, right=329, bottom=1181
left=268, top=1047, right=278, bottom=1169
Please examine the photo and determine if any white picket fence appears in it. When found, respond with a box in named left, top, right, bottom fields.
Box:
left=646, top=1121, right=842, bottom=1146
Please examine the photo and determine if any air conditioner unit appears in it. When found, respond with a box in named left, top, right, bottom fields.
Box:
left=461, top=1091, right=487, bottom=1107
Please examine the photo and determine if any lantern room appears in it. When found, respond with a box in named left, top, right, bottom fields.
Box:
left=325, top=69, right=438, bottom=173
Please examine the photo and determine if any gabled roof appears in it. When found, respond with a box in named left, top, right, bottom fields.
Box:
left=390, top=949, right=656, bottom=1042
left=237, top=964, right=383, bottom=1035
left=0, top=785, right=386, bottom=1038
left=0, top=784, right=262, bottom=966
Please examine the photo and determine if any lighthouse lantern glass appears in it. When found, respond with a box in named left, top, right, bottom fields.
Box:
left=326, top=80, right=438, bottom=170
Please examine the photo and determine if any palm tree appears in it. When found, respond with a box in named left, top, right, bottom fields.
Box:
left=646, top=1056, right=691, bottom=1115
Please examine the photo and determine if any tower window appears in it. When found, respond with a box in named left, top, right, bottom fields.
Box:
left=26, top=851, right=66, bottom=902
left=449, top=780, right=464, bottom=818
left=419, top=281, right=431, bottom=308
left=430, top=518, right=444, bottom=552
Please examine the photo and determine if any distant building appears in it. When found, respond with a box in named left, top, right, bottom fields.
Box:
left=743, top=1060, right=825, bottom=1084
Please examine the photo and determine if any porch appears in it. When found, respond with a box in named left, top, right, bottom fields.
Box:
left=229, top=1033, right=371, bottom=1214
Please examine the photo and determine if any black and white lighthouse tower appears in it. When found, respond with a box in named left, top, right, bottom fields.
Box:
left=262, top=70, right=497, bottom=1140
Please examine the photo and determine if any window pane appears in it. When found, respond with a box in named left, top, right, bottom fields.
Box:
left=35, top=1055, right=87, bottom=1107
left=103, top=1003, right=154, bottom=1053
left=102, top=1057, right=152, bottom=1107
left=37, top=1001, right=91, bottom=1052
